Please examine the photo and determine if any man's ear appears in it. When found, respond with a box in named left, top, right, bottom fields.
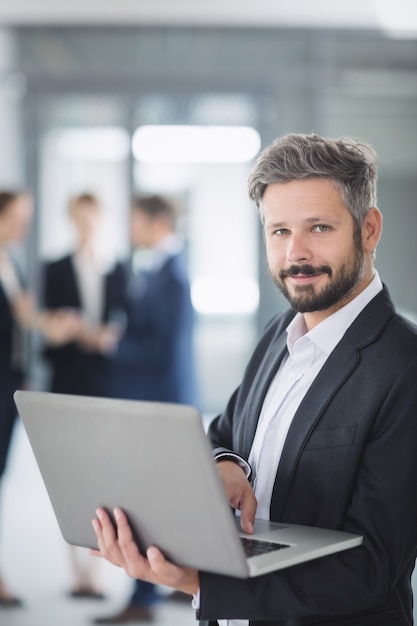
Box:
left=362, top=207, right=383, bottom=253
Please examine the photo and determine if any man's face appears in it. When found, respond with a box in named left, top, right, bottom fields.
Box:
left=262, top=178, right=368, bottom=321
left=130, top=208, right=154, bottom=249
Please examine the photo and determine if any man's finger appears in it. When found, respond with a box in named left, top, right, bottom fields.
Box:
left=114, top=508, right=146, bottom=569
left=95, top=507, right=124, bottom=564
left=240, top=488, right=257, bottom=534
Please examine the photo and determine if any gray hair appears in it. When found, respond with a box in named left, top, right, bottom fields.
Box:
left=248, top=133, right=378, bottom=229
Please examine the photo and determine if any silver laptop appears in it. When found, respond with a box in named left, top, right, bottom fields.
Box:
left=14, top=390, right=363, bottom=579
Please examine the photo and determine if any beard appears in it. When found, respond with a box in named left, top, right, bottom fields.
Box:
left=271, top=242, right=366, bottom=314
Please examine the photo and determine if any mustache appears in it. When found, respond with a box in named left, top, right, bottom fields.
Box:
left=279, top=264, right=332, bottom=280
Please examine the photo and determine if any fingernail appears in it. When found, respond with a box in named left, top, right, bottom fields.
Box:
left=147, top=547, right=158, bottom=560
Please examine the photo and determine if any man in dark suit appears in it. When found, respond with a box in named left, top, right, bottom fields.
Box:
left=93, top=194, right=196, bottom=623
left=110, top=194, right=196, bottom=406
left=91, top=134, right=417, bottom=626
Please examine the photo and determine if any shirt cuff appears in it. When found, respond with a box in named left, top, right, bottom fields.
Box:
left=192, top=588, right=200, bottom=610
left=214, top=452, right=252, bottom=480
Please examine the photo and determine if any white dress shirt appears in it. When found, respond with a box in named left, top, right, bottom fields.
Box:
left=72, top=250, right=107, bottom=326
left=0, top=249, right=22, bottom=298
left=220, top=272, right=383, bottom=626
left=0, top=248, right=27, bottom=369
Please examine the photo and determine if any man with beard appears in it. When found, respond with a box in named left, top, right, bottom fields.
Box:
left=90, top=133, right=417, bottom=626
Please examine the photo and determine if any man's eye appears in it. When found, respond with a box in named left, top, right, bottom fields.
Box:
left=313, top=225, right=330, bottom=233
left=273, top=229, right=289, bottom=236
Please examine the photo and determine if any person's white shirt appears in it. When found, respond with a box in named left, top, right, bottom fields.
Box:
left=72, top=249, right=113, bottom=327
left=0, top=248, right=27, bottom=368
left=218, top=272, right=383, bottom=626
left=0, top=249, right=22, bottom=299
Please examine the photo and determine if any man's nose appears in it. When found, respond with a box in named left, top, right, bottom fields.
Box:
left=286, top=233, right=312, bottom=264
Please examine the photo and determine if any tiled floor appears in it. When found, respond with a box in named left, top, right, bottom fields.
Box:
left=0, top=421, right=196, bottom=625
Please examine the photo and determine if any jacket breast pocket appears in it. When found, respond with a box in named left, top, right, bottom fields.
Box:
left=304, top=424, right=357, bottom=450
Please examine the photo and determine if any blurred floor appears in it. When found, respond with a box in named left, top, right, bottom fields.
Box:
left=0, top=420, right=196, bottom=625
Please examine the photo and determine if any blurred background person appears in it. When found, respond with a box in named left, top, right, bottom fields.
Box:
left=0, top=190, right=80, bottom=608
left=93, top=194, right=197, bottom=624
left=41, top=192, right=128, bottom=600
left=0, top=190, right=34, bottom=608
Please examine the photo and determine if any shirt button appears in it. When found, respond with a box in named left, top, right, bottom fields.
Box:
left=288, top=372, right=296, bottom=381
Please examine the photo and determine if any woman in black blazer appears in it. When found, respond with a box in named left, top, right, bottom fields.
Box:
left=0, top=190, right=33, bottom=607
left=42, top=192, right=128, bottom=599
left=0, top=190, right=83, bottom=606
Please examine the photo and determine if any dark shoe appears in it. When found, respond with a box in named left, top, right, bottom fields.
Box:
left=168, top=590, right=191, bottom=603
left=0, top=595, right=24, bottom=608
left=93, top=606, right=155, bottom=624
left=69, top=588, right=106, bottom=600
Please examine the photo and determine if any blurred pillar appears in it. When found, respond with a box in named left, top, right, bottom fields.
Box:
left=0, top=27, right=25, bottom=187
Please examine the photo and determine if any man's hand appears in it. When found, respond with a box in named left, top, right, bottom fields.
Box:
left=216, top=460, right=257, bottom=534
left=91, top=508, right=199, bottom=596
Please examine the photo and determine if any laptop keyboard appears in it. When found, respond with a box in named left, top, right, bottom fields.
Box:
left=241, top=536, right=290, bottom=557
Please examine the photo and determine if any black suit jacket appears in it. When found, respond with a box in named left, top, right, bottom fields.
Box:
left=42, top=254, right=127, bottom=398
left=0, top=262, right=25, bottom=477
left=199, top=286, right=417, bottom=626
left=0, top=282, right=17, bottom=379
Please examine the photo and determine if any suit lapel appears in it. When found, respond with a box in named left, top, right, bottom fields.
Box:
left=240, top=330, right=288, bottom=460
left=103, top=268, right=118, bottom=322
left=66, top=256, right=82, bottom=308
left=271, top=339, right=359, bottom=519
left=269, top=286, right=395, bottom=520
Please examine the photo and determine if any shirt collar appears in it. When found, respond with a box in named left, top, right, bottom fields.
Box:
left=150, top=233, right=183, bottom=272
